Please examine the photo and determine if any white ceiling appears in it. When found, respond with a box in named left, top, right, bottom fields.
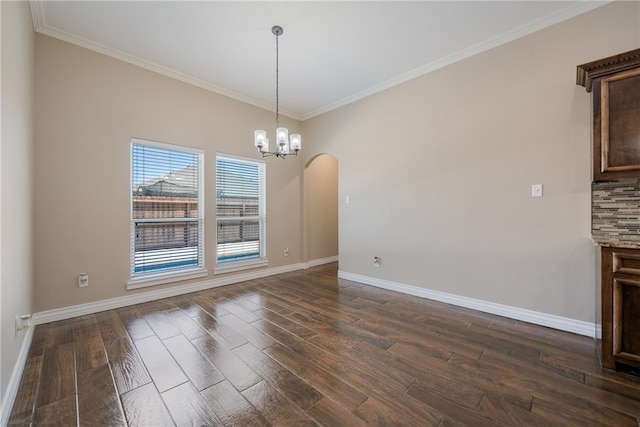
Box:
left=30, top=1, right=607, bottom=120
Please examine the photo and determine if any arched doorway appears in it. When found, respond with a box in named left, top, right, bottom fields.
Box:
left=304, top=154, right=338, bottom=265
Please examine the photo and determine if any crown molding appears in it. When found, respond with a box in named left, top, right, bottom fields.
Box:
left=300, top=0, right=610, bottom=120
left=28, top=1, right=301, bottom=121
left=29, top=0, right=609, bottom=122
left=577, top=48, right=640, bottom=92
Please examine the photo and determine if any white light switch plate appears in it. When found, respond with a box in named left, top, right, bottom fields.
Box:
left=532, top=184, right=543, bottom=197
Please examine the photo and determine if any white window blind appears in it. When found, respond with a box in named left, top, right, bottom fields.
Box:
left=216, top=155, right=265, bottom=264
left=131, top=139, right=204, bottom=279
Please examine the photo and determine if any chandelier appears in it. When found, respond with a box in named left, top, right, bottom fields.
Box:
left=254, top=26, right=301, bottom=158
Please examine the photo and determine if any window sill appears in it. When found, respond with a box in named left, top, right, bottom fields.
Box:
left=127, top=267, right=208, bottom=290
left=214, top=258, right=268, bottom=275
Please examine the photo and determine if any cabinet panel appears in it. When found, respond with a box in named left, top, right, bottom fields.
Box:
left=613, top=278, right=640, bottom=366
left=577, top=48, right=640, bottom=181
left=602, top=247, right=640, bottom=370
left=612, top=251, right=640, bottom=275
left=597, top=69, right=640, bottom=177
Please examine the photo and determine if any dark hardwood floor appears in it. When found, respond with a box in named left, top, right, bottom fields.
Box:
left=8, top=263, right=640, bottom=426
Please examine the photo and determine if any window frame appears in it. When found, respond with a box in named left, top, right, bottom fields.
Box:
left=214, top=153, right=267, bottom=274
left=127, top=138, right=207, bottom=289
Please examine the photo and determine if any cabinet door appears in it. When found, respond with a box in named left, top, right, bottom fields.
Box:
left=613, top=277, right=640, bottom=368
left=594, top=68, right=640, bottom=180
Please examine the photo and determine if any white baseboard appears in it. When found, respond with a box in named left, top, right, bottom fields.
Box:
left=32, top=257, right=338, bottom=325
left=305, top=255, right=338, bottom=269
left=338, top=270, right=597, bottom=338
left=33, top=262, right=307, bottom=325
left=0, top=326, right=34, bottom=427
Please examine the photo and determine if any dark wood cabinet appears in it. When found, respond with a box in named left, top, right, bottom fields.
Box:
left=577, top=49, right=640, bottom=181
left=601, top=246, right=640, bottom=370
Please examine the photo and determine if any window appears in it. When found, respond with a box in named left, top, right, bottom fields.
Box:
left=216, top=154, right=266, bottom=272
left=129, top=138, right=206, bottom=288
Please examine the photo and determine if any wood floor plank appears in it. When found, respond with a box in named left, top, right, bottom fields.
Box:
left=585, top=370, right=640, bottom=402
left=384, top=339, right=535, bottom=414
left=387, top=339, right=454, bottom=365
left=310, top=339, right=415, bottom=393
left=28, top=324, right=48, bottom=358
left=306, top=397, right=370, bottom=427
left=44, top=320, right=74, bottom=348
left=309, top=346, right=444, bottom=426
left=116, top=307, right=155, bottom=341
left=256, top=292, right=320, bottom=319
left=142, top=311, right=181, bottom=340
left=241, top=380, right=319, bottom=426
left=95, top=309, right=128, bottom=343
left=356, top=315, right=484, bottom=361
left=407, top=380, right=507, bottom=427
left=233, top=342, right=324, bottom=411
left=10, top=263, right=640, bottom=426
left=37, top=342, right=76, bottom=408
left=250, top=295, right=296, bottom=317
left=193, top=334, right=262, bottom=391
left=161, top=382, right=224, bottom=427
left=163, top=334, right=225, bottom=391
left=134, top=335, right=188, bottom=392
left=70, top=314, right=98, bottom=329
left=353, top=397, right=423, bottom=427
left=165, top=308, right=208, bottom=340
left=73, top=324, right=108, bottom=373
left=442, top=353, right=535, bottom=411
left=32, top=395, right=77, bottom=427
left=105, top=336, right=152, bottom=394
left=251, top=317, right=321, bottom=360
left=216, top=312, right=276, bottom=350
left=477, top=393, right=565, bottom=427
left=304, top=313, right=396, bottom=350
left=222, top=292, right=263, bottom=312
left=172, top=294, right=209, bottom=317
left=8, top=356, right=43, bottom=426
left=479, top=346, right=640, bottom=418
left=121, top=383, right=175, bottom=427
left=77, top=364, right=126, bottom=426
left=255, top=308, right=318, bottom=340
left=264, top=343, right=367, bottom=411
left=532, top=395, right=638, bottom=426
left=136, top=298, right=178, bottom=314
left=192, top=309, right=249, bottom=349
left=219, top=299, right=262, bottom=323
left=265, top=289, right=358, bottom=324
left=193, top=294, right=230, bottom=318
left=201, top=380, right=270, bottom=426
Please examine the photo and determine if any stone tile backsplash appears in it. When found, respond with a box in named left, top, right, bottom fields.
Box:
left=592, top=178, right=640, bottom=244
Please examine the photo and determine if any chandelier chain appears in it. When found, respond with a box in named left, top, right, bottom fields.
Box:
left=275, top=30, right=280, bottom=129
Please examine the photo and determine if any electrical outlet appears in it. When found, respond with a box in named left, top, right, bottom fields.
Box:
left=284, top=248, right=289, bottom=257
left=374, top=256, right=381, bottom=267
left=15, top=314, right=32, bottom=333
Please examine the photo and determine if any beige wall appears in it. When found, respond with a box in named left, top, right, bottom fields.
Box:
left=33, top=35, right=303, bottom=312
left=302, top=1, right=640, bottom=324
left=1, top=1, right=34, bottom=401
left=305, top=154, right=338, bottom=261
